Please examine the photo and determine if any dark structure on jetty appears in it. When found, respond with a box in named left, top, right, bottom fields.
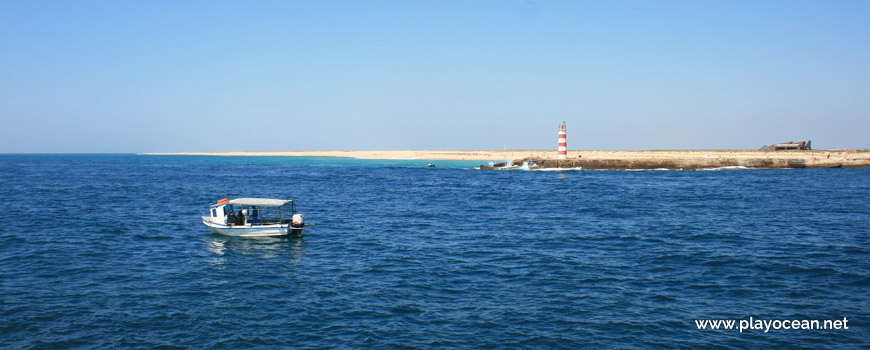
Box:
left=480, top=157, right=850, bottom=171
left=768, top=140, right=811, bottom=151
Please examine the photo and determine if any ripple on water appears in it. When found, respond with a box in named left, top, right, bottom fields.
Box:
left=0, top=155, right=868, bottom=348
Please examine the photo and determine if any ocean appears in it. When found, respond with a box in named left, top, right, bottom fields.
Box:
left=1, top=154, right=868, bottom=348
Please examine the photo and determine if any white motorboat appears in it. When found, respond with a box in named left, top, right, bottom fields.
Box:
left=202, top=197, right=308, bottom=237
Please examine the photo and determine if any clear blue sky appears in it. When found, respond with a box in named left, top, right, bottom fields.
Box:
left=1, top=0, right=868, bottom=152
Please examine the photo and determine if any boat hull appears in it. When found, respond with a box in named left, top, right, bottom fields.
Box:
left=202, top=219, right=297, bottom=237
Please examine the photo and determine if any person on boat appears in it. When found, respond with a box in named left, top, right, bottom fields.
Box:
left=226, top=208, right=237, bottom=226
left=251, top=206, right=259, bottom=225
left=236, top=208, right=245, bottom=225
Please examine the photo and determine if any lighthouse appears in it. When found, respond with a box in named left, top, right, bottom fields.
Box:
left=557, top=121, right=567, bottom=159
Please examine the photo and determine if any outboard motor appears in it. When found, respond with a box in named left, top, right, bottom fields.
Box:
left=289, top=214, right=304, bottom=235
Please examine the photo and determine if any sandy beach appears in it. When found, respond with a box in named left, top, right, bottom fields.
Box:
left=144, top=149, right=870, bottom=167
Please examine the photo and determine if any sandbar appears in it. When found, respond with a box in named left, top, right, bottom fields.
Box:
left=143, top=149, right=870, bottom=167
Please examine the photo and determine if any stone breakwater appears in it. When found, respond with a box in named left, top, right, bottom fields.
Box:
left=481, top=153, right=870, bottom=170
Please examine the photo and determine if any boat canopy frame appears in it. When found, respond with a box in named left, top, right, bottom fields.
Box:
left=227, top=198, right=293, bottom=207
left=209, top=198, right=298, bottom=226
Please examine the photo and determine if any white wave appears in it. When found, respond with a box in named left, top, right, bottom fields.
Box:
left=519, top=161, right=532, bottom=170
left=700, top=166, right=751, bottom=171
left=530, top=167, right=584, bottom=171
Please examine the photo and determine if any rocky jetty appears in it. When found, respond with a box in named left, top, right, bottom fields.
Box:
left=480, top=152, right=870, bottom=170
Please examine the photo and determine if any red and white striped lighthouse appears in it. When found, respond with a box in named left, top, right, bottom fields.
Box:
left=557, top=121, right=567, bottom=159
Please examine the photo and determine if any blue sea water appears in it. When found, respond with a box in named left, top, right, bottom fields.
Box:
left=1, top=154, right=868, bottom=349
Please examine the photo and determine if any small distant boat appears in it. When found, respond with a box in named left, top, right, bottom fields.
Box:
left=202, top=197, right=308, bottom=237
left=427, top=163, right=435, bottom=167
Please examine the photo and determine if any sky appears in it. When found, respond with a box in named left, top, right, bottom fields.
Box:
left=1, top=0, right=868, bottom=153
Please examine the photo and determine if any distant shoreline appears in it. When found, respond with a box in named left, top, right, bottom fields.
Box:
left=141, top=149, right=870, bottom=164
